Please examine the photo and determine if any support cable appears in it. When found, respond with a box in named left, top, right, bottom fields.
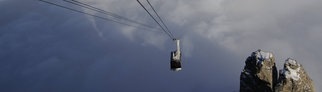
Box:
left=38, top=0, right=152, bottom=30
left=146, top=0, right=174, bottom=39
left=137, top=0, right=175, bottom=39
left=63, top=0, right=155, bottom=29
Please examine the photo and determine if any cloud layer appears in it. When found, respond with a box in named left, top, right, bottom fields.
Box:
left=1, top=0, right=322, bottom=91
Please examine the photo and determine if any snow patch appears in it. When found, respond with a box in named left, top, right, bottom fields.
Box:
left=252, top=49, right=273, bottom=65
left=283, top=58, right=301, bottom=81
left=284, top=66, right=301, bottom=81
left=245, top=71, right=250, bottom=75
left=286, top=58, right=298, bottom=66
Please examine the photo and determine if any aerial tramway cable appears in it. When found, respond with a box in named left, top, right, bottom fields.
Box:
left=62, top=0, right=156, bottom=29
left=137, top=0, right=175, bottom=40
left=146, top=0, right=174, bottom=39
left=38, top=0, right=154, bottom=30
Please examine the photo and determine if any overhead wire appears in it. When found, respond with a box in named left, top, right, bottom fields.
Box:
left=146, top=0, right=174, bottom=39
left=137, top=0, right=175, bottom=39
left=63, top=0, right=156, bottom=29
left=38, top=0, right=153, bottom=31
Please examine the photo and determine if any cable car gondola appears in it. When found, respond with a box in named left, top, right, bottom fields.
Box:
left=170, top=39, right=181, bottom=71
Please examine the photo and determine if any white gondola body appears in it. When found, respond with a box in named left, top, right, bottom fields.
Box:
left=170, top=39, right=182, bottom=71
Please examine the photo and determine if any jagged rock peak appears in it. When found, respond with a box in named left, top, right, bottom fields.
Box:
left=250, top=49, right=274, bottom=68
left=240, top=50, right=315, bottom=92
left=275, top=58, right=315, bottom=92
left=252, top=49, right=274, bottom=62
left=240, top=49, right=277, bottom=92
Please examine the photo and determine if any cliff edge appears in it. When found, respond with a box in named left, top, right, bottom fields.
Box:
left=240, top=50, right=314, bottom=92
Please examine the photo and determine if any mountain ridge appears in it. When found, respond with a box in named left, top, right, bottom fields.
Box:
left=240, top=49, right=315, bottom=92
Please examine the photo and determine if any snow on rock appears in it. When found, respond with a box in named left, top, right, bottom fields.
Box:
left=283, top=58, right=301, bottom=81
left=240, top=49, right=277, bottom=92
left=286, top=58, right=298, bottom=66
left=275, top=58, right=315, bottom=92
left=251, top=49, right=274, bottom=65
left=240, top=50, right=315, bottom=92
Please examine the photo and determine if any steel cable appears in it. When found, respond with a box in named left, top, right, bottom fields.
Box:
left=146, top=0, right=174, bottom=39
left=137, top=0, right=175, bottom=39
left=63, top=0, right=156, bottom=29
left=38, top=0, right=153, bottom=31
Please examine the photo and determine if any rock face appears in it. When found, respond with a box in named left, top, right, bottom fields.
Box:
left=240, top=49, right=278, bottom=92
left=275, top=58, right=315, bottom=92
left=240, top=50, right=315, bottom=92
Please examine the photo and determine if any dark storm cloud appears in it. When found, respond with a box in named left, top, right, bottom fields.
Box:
left=0, top=0, right=239, bottom=92
left=1, top=0, right=322, bottom=92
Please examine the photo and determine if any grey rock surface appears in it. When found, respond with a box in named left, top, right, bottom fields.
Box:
left=275, top=58, right=315, bottom=92
left=240, top=50, right=315, bottom=92
left=240, top=49, right=277, bottom=92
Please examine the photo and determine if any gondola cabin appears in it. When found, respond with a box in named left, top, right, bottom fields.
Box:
left=170, top=39, right=182, bottom=71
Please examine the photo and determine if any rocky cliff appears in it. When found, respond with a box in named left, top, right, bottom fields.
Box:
left=275, top=58, right=315, bottom=92
left=240, top=49, right=277, bottom=92
left=240, top=50, right=315, bottom=92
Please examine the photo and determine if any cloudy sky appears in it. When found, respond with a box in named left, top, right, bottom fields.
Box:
left=1, top=0, right=322, bottom=91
